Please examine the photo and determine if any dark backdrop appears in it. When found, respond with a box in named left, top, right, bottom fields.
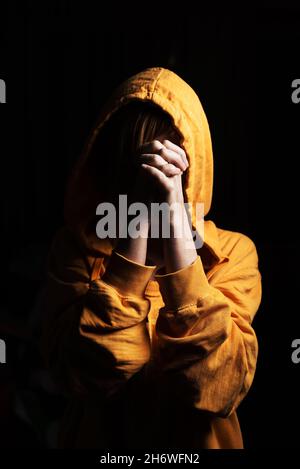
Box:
left=1, top=3, right=300, bottom=449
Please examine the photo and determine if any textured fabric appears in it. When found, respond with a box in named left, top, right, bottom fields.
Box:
left=41, top=67, right=262, bottom=449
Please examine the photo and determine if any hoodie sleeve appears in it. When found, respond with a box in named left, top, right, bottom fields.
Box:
left=41, top=227, right=155, bottom=399
left=152, top=233, right=262, bottom=418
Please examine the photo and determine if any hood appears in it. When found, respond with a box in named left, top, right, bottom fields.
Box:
left=64, top=67, right=226, bottom=267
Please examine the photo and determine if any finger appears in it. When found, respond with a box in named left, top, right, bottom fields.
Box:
left=140, top=155, right=182, bottom=176
left=139, top=139, right=188, bottom=170
left=161, top=163, right=182, bottom=177
left=140, top=153, right=182, bottom=174
left=159, top=147, right=187, bottom=171
left=140, top=139, right=164, bottom=155
left=140, top=163, right=170, bottom=187
left=139, top=153, right=171, bottom=170
left=162, top=139, right=189, bottom=167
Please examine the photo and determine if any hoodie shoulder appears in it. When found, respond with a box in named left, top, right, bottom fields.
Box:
left=215, top=226, right=259, bottom=264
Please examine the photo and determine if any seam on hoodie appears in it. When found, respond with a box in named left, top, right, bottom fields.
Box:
left=150, top=68, right=165, bottom=100
left=89, top=278, right=148, bottom=302
left=162, top=301, right=198, bottom=313
left=174, top=292, right=212, bottom=312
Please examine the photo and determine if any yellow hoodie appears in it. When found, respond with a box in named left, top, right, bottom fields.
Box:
left=41, top=67, right=262, bottom=449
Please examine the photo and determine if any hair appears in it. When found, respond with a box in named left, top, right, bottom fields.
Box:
left=89, top=100, right=183, bottom=202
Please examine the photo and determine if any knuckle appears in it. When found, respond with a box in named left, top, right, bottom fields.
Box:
left=152, top=139, right=163, bottom=151
left=154, top=154, right=162, bottom=164
left=161, top=147, right=174, bottom=160
left=160, top=147, right=169, bottom=160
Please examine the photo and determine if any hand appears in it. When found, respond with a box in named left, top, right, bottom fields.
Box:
left=138, top=139, right=189, bottom=204
left=138, top=139, right=197, bottom=273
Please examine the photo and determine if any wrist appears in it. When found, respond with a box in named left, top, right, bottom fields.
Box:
left=115, top=230, right=149, bottom=265
left=165, top=190, right=184, bottom=206
left=167, top=202, right=187, bottom=231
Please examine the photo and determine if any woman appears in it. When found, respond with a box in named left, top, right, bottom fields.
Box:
left=41, top=67, right=262, bottom=449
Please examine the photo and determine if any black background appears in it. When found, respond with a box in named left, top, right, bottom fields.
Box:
left=0, top=3, right=300, bottom=450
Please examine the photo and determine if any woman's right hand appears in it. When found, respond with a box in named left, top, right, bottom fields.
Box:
left=137, top=139, right=187, bottom=203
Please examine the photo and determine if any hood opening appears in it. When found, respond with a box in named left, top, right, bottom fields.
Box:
left=63, top=67, right=214, bottom=258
